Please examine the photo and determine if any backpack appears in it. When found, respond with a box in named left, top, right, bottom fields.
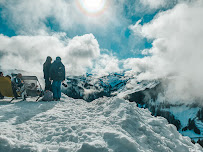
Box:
left=50, top=61, right=65, bottom=81
left=56, top=63, right=64, bottom=80
left=42, top=90, right=53, bottom=101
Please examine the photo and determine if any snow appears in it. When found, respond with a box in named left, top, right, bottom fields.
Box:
left=167, top=105, right=200, bottom=128
left=166, top=105, right=203, bottom=140
left=117, top=79, right=159, bottom=98
left=0, top=95, right=202, bottom=151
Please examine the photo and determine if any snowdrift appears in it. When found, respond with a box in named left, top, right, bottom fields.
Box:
left=0, top=96, right=201, bottom=151
left=62, top=74, right=203, bottom=142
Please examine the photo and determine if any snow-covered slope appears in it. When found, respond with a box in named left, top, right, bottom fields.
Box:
left=62, top=74, right=203, bottom=144
left=125, top=79, right=203, bottom=143
left=0, top=96, right=202, bottom=151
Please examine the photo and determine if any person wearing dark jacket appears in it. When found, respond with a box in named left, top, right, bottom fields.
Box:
left=0, top=72, right=3, bottom=77
left=49, top=56, right=65, bottom=101
left=0, top=71, right=4, bottom=99
left=43, top=56, right=52, bottom=91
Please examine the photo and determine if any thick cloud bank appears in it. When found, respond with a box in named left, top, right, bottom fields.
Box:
left=0, top=33, right=121, bottom=76
left=0, top=33, right=100, bottom=75
left=129, top=0, right=203, bottom=102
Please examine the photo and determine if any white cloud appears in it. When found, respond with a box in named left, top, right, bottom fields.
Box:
left=0, top=33, right=100, bottom=76
left=129, top=19, right=142, bottom=36
left=64, top=34, right=100, bottom=75
left=92, top=51, right=120, bottom=76
left=0, top=33, right=120, bottom=76
left=128, top=0, right=203, bottom=102
left=0, top=0, right=123, bottom=35
left=123, top=56, right=169, bottom=80
left=66, top=34, right=100, bottom=59
left=140, top=0, right=167, bottom=9
left=123, top=0, right=175, bottom=17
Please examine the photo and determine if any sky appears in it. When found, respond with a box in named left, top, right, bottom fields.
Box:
left=0, top=0, right=178, bottom=73
left=0, top=0, right=203, bottom=102
left=0, top=0, right=166, bottom=59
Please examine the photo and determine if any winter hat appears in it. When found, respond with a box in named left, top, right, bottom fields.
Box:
left=56, top=56, right=61, bottom=61
left=46, top=56, right=52, bottom=62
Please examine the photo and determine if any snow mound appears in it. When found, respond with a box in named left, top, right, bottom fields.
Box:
left=0, top=96, right=202, bottom=152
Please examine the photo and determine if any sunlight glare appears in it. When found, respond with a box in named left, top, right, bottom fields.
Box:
left=77, top=0, right=107, bottom=16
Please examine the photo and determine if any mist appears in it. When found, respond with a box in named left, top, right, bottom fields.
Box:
left=128, top=0, right=203, bottom=103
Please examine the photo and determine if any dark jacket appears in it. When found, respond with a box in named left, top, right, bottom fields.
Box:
left=49, top=60, right=65, bottom=81
left=43, top=61, right=52, bottom=80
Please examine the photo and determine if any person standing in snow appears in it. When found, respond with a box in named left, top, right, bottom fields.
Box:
left=43, top=56, right=52, bottom=91
left=49, top=56, right=65, bottom=101
left=0, top=72, right=3, bottom=77
left=0, top=72, right=4, bottom=99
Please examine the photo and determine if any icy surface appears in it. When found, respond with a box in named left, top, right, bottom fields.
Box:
left=0, top=96, right=202, bottom=152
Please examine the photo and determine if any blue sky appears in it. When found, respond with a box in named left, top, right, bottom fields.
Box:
left=0, top=0, right=175, bottom=59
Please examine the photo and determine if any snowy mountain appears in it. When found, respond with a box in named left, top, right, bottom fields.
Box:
left=62, top=73, right=159, bottom=102
left=63, top=73, right=131, bottom=102
left=0, top=96, right=202, bottom=151
left=62, top=73, right=203, bottom=146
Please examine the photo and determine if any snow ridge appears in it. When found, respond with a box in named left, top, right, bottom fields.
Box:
left=0, top=96, right=201, bottom=151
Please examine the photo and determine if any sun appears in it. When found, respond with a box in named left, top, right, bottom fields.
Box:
left=81, top=0, right=105, bottom=13
left=76, top=0, right=108, bottom=16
